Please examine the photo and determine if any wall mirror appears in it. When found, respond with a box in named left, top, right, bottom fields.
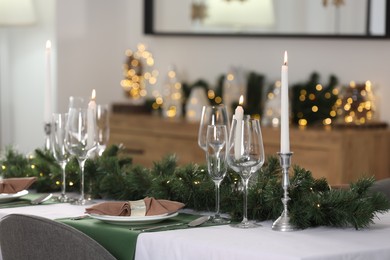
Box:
left=144, top=0, right=389, bottom=38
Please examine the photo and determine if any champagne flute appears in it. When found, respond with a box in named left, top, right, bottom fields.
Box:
left=206, top=125, right=229, bottom=223
left=227, top=116, right=265, bottom=228
left=198, top=105, right=229, bottom=152
left=65, top=103, right=97, bottom=205
left=198, top=105, right=229, bottom=221
left=51, top=113, right=69, bottom=202
left=96, top=104, right=110, bottom=156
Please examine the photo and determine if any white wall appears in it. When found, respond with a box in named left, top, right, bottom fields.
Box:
left=2, top=0, right=390, bottom=153
left=0, top=0, right=54, bottom=153
left=58, top=0, right=390, bottom=120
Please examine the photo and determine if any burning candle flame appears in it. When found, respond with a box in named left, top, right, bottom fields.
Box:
left=46, top=40, right=51, bottom=49
left=91, top=89, right=96, bottom=100
left=239, top=95, right=244, bottom=105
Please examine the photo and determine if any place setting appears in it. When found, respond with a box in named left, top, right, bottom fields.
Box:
left=85, top=197, right=184, bottom=226
left=0, top=177, right=36, bottom=202
left=62, top=196, right=224, bottom=233
left=56, top=196, right=217, bottom=260
left=0, top=176, right=55, bottom=208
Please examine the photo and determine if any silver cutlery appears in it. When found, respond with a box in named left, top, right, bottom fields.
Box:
left=130, top=215, right=210, bottom=232
left=70, top=215, right=89, bottom=220
left=31, top=193, right=53, bottom=205
left=187, top=215, right=211, bottom=227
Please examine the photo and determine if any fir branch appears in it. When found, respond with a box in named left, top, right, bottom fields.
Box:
left=0, top=147, right=36, bottom=178
left=151, top=154, right=177, bottom=177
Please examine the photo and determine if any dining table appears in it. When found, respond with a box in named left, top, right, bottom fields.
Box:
left=1, top=194, right=390, bottom=260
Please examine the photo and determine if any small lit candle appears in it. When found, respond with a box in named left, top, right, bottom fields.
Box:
left=234, top=95, right=244, bottom=160
left=281, top=51, right=290, bottom=153
left=44, top=40, right=52, bottom=122
left=87, top=89, right=97, bottom=149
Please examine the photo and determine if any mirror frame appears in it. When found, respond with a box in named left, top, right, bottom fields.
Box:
left=144, top=0, right=390, bottom=39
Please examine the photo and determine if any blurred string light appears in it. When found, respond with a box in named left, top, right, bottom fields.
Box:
left=207, top=88, right=223, bottom=105
left=120, top=43, right=158, bottom=101
left=296, top=84, right=338, bottom=127
left=222, top=68, right=246, bottom=116
left=336, top=80, right=376, bottom=125
left=159, top=66, right=183, bottom=118
left=262, top=80, right=281, bottom=127
left=292, top=73, right=339, bottom=128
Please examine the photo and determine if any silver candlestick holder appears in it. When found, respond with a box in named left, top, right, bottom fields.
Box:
left=44, top=122, right=52, bottom=151
left=272, top=152, right=297, bottom=231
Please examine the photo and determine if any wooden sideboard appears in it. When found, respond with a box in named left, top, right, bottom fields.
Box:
left=109, top=114, right=390, bottom=185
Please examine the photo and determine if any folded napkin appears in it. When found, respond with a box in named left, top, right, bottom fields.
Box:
left=0, top=177, right=37, bottom=194
left=85, top=197, right=185, bottom=216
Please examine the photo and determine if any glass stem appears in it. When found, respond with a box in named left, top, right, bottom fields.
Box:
left=242, top=177, right=249, bottom=223
left=214, top=180, right=221, bottom=218
left=79, top=159, right=86, bottom=202
left=60, top=161, right=67, bottom=196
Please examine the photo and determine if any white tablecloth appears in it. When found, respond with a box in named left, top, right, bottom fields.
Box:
left=135, top=212, right=390, bottom=260
left=1, top=204, right=390, bottom=260
left=0, top=203, right=87, bottom=220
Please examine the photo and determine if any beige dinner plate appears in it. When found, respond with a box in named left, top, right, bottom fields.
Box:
left=88, top=212, right=179, bottom=225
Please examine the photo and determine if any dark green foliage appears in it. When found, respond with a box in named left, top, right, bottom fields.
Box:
left=249, top=156, right=283, bottom=220
left=182, top=79, right=209, bottom=100
left=91, top=145, right=135, bottom=200
left=292, top=72, right=339, bottom=126
left=32, top=149, right=62, bottom=192
left=147, top=156, right=215, bottom=211
left=288, top=172, right=390, bottom=229
left=0, top=147, right=36, bottom=179
left=245, top=71, right=265, bottom=116
left=1, top=146, right=388, bottom=229
left=181, top=79, right=211, bottom=115
left=215, top=74, right=225, bottom=99
left=124, top=166, right=152, bottom=200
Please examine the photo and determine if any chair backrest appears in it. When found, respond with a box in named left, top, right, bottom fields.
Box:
left=0, top=214, right=116, bottom=260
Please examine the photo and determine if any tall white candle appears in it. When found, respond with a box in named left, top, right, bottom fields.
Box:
left=44, top=40, right=52, bottom=122
left=87, top=89, right=97, bottom=149
left=281, top=51, right=290, bottom=153
left=234, top=95, right=244, bottom=160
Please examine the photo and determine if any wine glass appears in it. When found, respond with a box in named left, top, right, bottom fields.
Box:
left=198, top=105, right=229, bottom=152
left=51, top=113, right=69, bottom=202
left=65, top=103, right=97, bottom=205
left=206, top=125, right=229, bottom=223
left=95, top=104, right=110, bottom=156
left=227, top=116, right=265, bottom=228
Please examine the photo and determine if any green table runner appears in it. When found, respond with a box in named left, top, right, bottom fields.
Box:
left=58, top=213, right=226, bottom=260
left=0, top=193, right=57, bottom=209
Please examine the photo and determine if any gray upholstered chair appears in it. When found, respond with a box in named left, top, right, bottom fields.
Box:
left=370, top=178, right=390, bottom=200
left=0, top=214, right=116, bottom=260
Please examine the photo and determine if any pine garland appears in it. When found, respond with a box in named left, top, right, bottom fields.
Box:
left=1, top=145, right=389, bottom=229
